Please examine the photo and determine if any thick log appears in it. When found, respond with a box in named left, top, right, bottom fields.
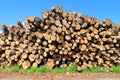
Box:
left=21, top=53, right=28, bottom=59
left=80, top=44, right=87, bottom=51
left=22, top=60, right=31, bottom=69
left=28, top=54, right=35, bottom=62
left=45, top=59, right=54, bottom=69
left=32, top=62, right=38, bottom=68
left=65, top=35, right=71, bottom=41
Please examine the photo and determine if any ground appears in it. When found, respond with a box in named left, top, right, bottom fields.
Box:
left=0, top=72, right=120, bottom=80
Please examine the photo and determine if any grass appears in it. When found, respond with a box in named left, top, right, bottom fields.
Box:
left=52, top=67, right=67, bottom=73
left=83, top=66, right=108, bottom=73
left=19, top=67, right=37, bottom=73
left=0, top=67, right=3, bottom=72
left=67, top=63, right=78, bottom=73
left=0, top=64, right=120, bottom=73
left=111, top=65, right=120, bottom=73
left=11, top=65, right=20, bottom=72
left=36, top=65, right=50, bottom=73
left=51, top=63, right=78, bottom=73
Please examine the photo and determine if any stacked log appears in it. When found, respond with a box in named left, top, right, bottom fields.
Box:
left=0, top=6, right=120, bottom=71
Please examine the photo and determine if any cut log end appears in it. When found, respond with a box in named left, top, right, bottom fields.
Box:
left=22, top=60, right=31, bottom=69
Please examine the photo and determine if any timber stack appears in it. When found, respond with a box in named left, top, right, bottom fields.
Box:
left=0, top=6, right=120, bottom=71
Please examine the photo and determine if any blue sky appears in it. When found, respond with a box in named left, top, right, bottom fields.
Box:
left=0, top=0, right=120, bottom=31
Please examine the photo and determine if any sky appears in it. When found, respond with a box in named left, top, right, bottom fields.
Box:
left=0, top=0, right=120, bottom=31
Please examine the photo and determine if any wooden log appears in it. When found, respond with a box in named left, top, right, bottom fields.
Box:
left=42, top=41, right=48, bottom=46
left=55, top=6, right=63, bottom=13
left=28, top=54, right=35, bottom=62
left=34, top=17, right=41, bottom=27
left=55, top=20, right=61, bottom=27
left=87, top=61, right=93, bottom=68
left=11, top=42, right=16, bottom=47
left=94, top=35, right=99, bottom=39
left=55, top=61, right=60, bottom=65
left=16, top=20, right=24, bottom=28
left=22, top=60, right=31, bottom=69
left=17, top=60, right=23, bottom=66
left=43, top=52, right=47, bottom=57
left=27, top=16, right=34, bottom=22
left=56, top=35, right=64, bottom=43
left=65, top=35, right=71, bottom=41
left=50, top=32, right=56, bottom=41
left=105, top=18, right=112, bottom=26
left=99, top=45, right=106, bottom=51
left=42, top=10, right=49, bottom=19
left=0, top=40, right=5, bottom=45
left=77, top=12, right=83, bottom=18
left=105, top=45, right=110, bottom=50
left=48, top=45, right=55, bottom=51
left=43, top=25, right=49, bottom=30
left=81, top=62, right=87, bottom=70
left=75, top=58, right=79, bottom=63
left=81, top=22, right=88, bottom=28
left=1, top=24, right=9, bottom=35
left=34, top=43, right=39, bottom=47
left=45, top=59, right=54, bottom=69
left=21, top=53, right=27, bottom=59
left=35, top=59, right=41, bottom=64
left=32, top=62, right=38, bottom=68
left=62, top=11, right=67, bottom=18
left=97, top=58, right=104, bottom=65
left=75, top=24, right=81, bottom=30
left=45, top=20, right=51, bottom=25
left=68, top=12, right=76, bottom=21
left=44, top=48, right=49, bottom=52
left=80, top=44, right=87, bottom=51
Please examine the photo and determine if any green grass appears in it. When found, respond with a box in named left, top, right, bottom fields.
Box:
left=36, top=65, right=50, bottom=73
left=19, top=67, right=37, bottom=73
left=67, top=63, right=78, bottom=73
left=52, top=67, right=67, bottom=73
left=14, top=65, right=51, bottom=73
left=0, top=64, right=11, bottom=72
left=83, top=66, right=108, bottom=73
left=0, top=67, right=3, bottom=72
left=111, top=65, right=120, bottom=73
left=11, top=65, right=20, bottom=72
left=0, top=64, right=120, bottom=73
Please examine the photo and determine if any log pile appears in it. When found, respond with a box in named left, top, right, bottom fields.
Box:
left=0, top=6, right=120, bottom=70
